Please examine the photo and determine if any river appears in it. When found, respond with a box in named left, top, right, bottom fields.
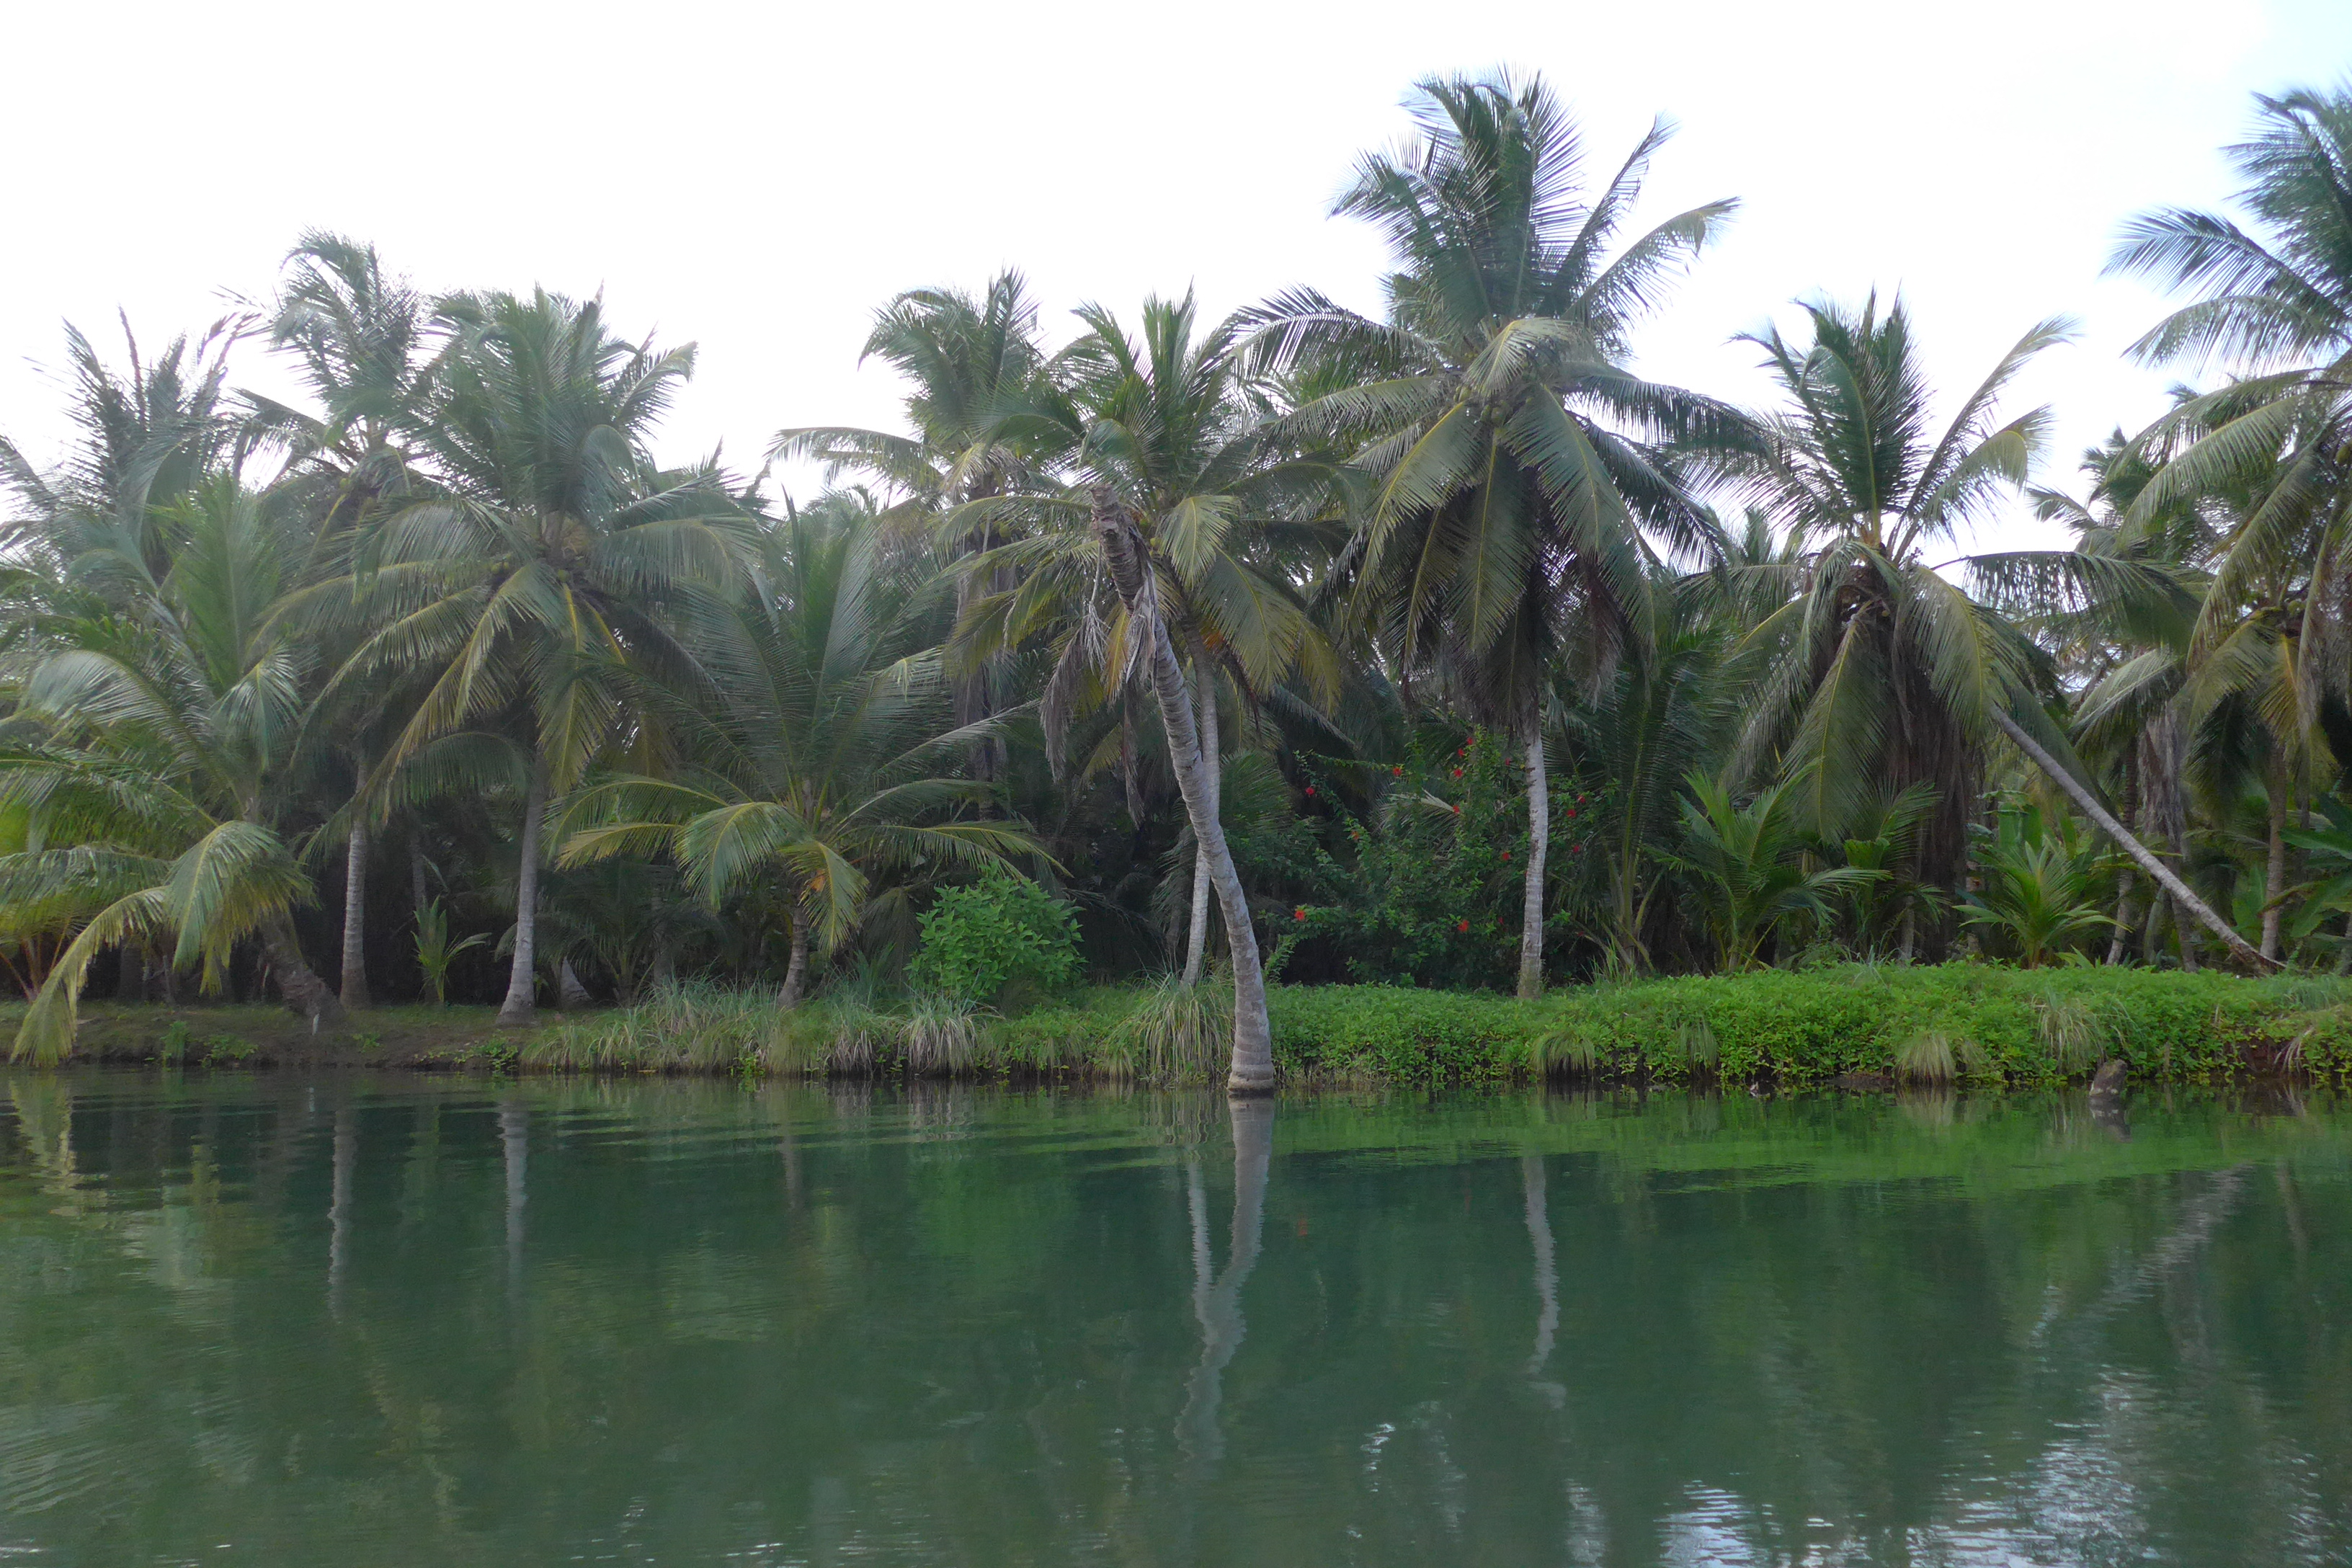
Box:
left=1, top=1072, right=2346, bottom=1564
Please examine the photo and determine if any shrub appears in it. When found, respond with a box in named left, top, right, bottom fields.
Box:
left=1298, top=729, right=1592, bottom=990
left=909, top=868, right=1080, bottom=1005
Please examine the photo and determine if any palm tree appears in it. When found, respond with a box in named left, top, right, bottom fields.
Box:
left=554, top=495, right=1042, bottom=1002
left=0, top=315, right=247, bottom=572
left=0, top=477, right=343, bottom=1059
left=1959, top=805, right=2120, bottom=968
left=2032, top=431, right=2206, bottom=964
left=251, top=231, right=437, bottom=1007
left=1559, top=564, right=1739, bottom=974
left=956, top=293, right=1342, bottom=1084
left=1727, top=293, right=2265, bottom=966
left=319, top=288, right=752, bottom=1025
left=1253, top=70, right=1742, bottom=997
left=2106, top=90, right=2352, bottom=959
left=772, top=272, right=1053, bottom=780
left=1671, top=772, right=1868, bottom=971
left=2107, top=88, right=2352, bottom=626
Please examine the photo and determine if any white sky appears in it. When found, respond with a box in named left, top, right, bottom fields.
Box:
left=6, top=0, right=2350, bottom=552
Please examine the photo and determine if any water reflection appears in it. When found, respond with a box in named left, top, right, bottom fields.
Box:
left=1179, top=1095, right=1272, bottom=1469
left=0, top=1073, right=2346, bottom=1567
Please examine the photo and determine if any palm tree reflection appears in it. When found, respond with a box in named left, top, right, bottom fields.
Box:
left=1179, top=1095, right=1271, bottom=1469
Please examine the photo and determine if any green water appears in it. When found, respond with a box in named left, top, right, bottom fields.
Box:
left=2, top=1074, right=2348, bottom=1566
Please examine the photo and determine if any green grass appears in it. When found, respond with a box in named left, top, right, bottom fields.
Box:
left=512, top=963, right=2352, bottom=1087
left=17, top=963, right=2352, bottom=1086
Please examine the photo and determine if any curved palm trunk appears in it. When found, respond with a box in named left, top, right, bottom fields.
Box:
left=1092, top=491, right=1274, bottom=1092
left=1178, top=1094, right=1272, bottom=1466
left=339, top=822, right=370, bottom=1009
left=496, top=756, right=548, bottom=1027
left=1990, top=710, right=2276, bottom=971
left=260, top=913, right=345, bottom=1030
left=780, top=919, right=811, bottom=1008
left=557, top=960, right=591, bottom=1011
left=1181, top=673, right=1219, bottom=986
left=1518, top=732, right=1549, bottom=999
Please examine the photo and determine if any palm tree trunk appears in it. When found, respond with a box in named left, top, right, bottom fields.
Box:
left=780, top=919, right=811, bottom=1007
left=1990, top=709, right=2275, bottom=971
left=260, top=913, right=345, bottom=1030
left=558, top=959, right=591, bottom=1011
left=1518, top=731, right=1549, bottom=999
left=2106, top=765, right=2137, bottom=966
left=496, top=754, right=548, bottom=1026
left=115, top=937, right=148, bottom=1002
left=1092, top=490, right=1274, bottom=1092
left=1181, top=672, right=1219, bottom=986
left=339, top=822, right=370, bottom=1009
left=2263, top=765, right=2289, bottom=962
left=2107, top=863, right=2137, bottom=966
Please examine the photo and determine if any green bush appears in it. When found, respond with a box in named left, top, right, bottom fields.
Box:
left=1297, top=729, right=1604, bottom=990
left=909, top=868, right=1080, bottom=1005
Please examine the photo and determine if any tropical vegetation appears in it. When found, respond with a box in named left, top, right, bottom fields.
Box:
left=7, top=73, right=2352, bottom=1086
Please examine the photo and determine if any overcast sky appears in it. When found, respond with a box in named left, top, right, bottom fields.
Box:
left=6, top=0, right=2350, bottom=550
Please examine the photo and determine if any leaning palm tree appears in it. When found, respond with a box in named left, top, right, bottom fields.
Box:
left=954, top=293, right=1342, bottom=1085
left=1732, top=293, right=2266, bottom=966
left=553, top=495, right=1042, bottom=1000
left=0, top=477, right=343, bottom=1060
left=318, top=289, right=752, bottom=1024
left=1252, top=70, right=1743, bottom=997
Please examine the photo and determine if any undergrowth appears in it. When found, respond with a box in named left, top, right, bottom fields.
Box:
left=458, top=965, right=2352, bottom=1087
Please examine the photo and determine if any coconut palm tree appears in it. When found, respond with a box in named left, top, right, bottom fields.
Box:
left=1251, top=70, right=1743, bottom=997
left=2108, top=88, right=2352, bottom=622
left=1727, top=293, right=2262, bottom=965
left=2106, top=89, right=2352, bottom=958
left=553, top=494, right=1042, bottom=1002
left=0, top=476, right=343, bottom=1060
left=0, top=315, right=248, bottom=572
left=1671, top=772, right=1869, bottom=971
left=772, top=272, right=1054, bottom=780
left=319, top=288, right=753, bottom=1025
left=250, top=231, right=438, bottom=1007
left=952, top=293, right=1343, bottom=1084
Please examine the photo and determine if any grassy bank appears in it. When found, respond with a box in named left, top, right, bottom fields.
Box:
left=30, top=963, right=2347, bottom=1087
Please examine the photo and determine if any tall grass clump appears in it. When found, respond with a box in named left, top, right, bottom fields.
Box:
left=1104, top=974, right=1231, bottom=1082
left=1894, top=1029, right=1958, bottom=1084
left=898, top=994, right=982, bottom=1074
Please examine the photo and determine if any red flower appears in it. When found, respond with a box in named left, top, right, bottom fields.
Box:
left=1451, top=767, right=1463, bottom=778
left=1391, top=765, right=1404, bottom=777
left=1500, top=848, right=1511, bottom=860
left=1293, top=906, right=1309, bottom=921
left=1456, top=919, right=1470, bottom=932
left=1304, top=785, right=1315, bottom=796
left=1451, top=805, right=1461, bottom=815
left=1576, top=793, right=1589, bottom=805
left=1564, top=807, right=1577, bottom=819
left=1569, top=843, right=1583, bottom=855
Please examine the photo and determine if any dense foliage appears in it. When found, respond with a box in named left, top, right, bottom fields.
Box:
left=6, top=74, right=2352, bottom=1070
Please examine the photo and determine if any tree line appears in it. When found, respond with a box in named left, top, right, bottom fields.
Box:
left=4, top=71, right=2348, bottom=1088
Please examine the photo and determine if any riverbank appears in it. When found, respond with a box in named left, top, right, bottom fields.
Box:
left=19, top=963, right=2352, bottom=1086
